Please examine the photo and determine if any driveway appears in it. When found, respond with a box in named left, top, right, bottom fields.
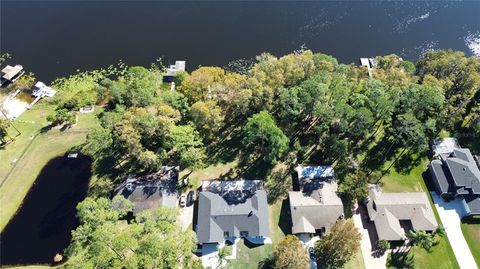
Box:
left=353, top=206, right=388, bottom=269
left=431, top=192, right=478, bottom=269
left=200, top=243, right=223, bottom=269
left=178, top=204, right=194, bottom=231
left=298, top=233, right=320, bottom=248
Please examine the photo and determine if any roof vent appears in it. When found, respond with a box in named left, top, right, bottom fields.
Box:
left=126, top=183, right=134, bottom=192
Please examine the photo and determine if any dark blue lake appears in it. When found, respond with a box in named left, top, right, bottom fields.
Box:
left=1, top=1, right=479, bottom=82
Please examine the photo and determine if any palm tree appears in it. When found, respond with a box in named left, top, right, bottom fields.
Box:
left=215, top=245, right=230, bottom=269
left=407, top=229, right=434, bottom=251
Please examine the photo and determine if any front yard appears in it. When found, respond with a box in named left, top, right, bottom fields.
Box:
left=225, top=241, right=273, bottom=269
left=381, top=156, right=460, bottom=269
left=461, top=220, right=480, bottom=267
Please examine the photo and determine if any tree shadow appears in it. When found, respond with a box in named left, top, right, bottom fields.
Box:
left=462, top=215, right=480, bottom=224
left=387, top=248, right=415, bottom=269
left=265, top=169, right=292, bottom=204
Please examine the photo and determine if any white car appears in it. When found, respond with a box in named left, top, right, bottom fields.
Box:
left=179, top=194, right=187, bottom=207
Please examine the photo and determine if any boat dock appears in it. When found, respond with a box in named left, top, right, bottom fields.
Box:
left=359, top=58, right=376, bottom=77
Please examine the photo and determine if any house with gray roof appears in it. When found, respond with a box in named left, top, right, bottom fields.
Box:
left=429, top=148, right=480, bottom=215
left=196, top=180, right=271, bottom=246
left=288, top=165, right=344, bottom=235
left=113, top=166, right=179, bottom=216
left=365, top=185, right=438, bottom=241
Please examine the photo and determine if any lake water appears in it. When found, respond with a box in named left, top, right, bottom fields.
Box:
left=1, top=1, right=480, bottom=83
left=0, top=155, right=92, bottom=266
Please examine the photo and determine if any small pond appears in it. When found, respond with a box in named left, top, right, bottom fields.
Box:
left=0, top=154, right=92, bottom=266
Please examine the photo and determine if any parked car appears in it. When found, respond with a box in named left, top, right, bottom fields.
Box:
left=179, top=193, right=187, bottom=207
left=309, top=247, right=317, bottom=269
left=187, top=190, right=196, bottom=206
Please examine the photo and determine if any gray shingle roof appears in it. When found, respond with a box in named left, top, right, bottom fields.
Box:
left=113, top=166, right=179, bottom=215
left=196, top=180, right=269, bottom=244
left=429, top=148, right=480, bottom=214
left=366, top=185, right=437, bottom=241
left=445, top=149, right=480, bottom=194
left=289, top=165, right=344, bottom=234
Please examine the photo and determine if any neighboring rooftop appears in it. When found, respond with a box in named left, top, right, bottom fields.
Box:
left=113, top=166, right=179, bottom=216
left=429, top=148, right=480, bottom=215
left=432, top=137, right=460, bottom=157
left=196, top=180, right=269, bottom=244
left=1, top=65, right=24, bottom=81
left=289, top=165, right=344, bottom=234
left=366, top=185, right=438, bottom=241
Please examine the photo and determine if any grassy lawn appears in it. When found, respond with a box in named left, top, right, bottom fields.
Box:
left=181, top=161, right=237, bottom=191
left=268, top=198, right=290, bottom=245
left=381, top=155, right=460, bottom=269
left=461, top=221, right=480, bottom=267
left=225, top=240, right=273, bottom=269
left=380, top=157, right=428, bottom=192
left=0, top=105, right=100, bottom=231
left=344, top=250, right=366, bottom=269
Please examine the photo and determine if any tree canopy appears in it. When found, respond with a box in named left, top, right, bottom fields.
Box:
left=64, top=196, right=200, bottom=269
left=314, top=219, right=361, bottom=269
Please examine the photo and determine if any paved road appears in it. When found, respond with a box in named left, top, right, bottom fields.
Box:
left=353, top=210, right=388, bottom=269
left=431, top=192, right=478, bottom=269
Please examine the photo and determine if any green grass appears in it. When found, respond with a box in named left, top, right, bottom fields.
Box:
left=380, top=154, right=460, bottom=269
left=268, top=199, right=288, bottom=245
left=180, top=161, right=237, bottom=191
left=0, top=105, right=100, bottom=232
left=344, top=250, right=366, bottom=269
left=225, top=240, right=273, bottom=269
left=381, top=157, right=428, bottom=192
left=461, top=221, right=480, bottom=267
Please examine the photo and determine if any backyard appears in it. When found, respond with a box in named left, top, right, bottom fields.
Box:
left=0, top=104, right=100, bottom=231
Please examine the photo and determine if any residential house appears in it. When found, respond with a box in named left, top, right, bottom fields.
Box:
left=113, top=166, right=179, bottom=216
left=289, top=165, right=344, bottom=236
left=196, top=180, right=271, bottom=247
left=429, top=148, right=480, bottom=215
left=365, top=185, right=438, bottom=241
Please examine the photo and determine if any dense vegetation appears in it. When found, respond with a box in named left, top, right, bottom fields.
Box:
left=64, top=196, right=200, bottom=269
left=7, top=49, right=478, bottom=268
left=45, top=49, right=478, bottom=200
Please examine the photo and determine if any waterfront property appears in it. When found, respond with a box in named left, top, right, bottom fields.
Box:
left=31, top=82, right=56, bottom=98
left=113, top=166, right=179, bottom=216
left=359, top=58, right=376, bottom=77
left=196, top=180, right=271, bottom=246
left=365, top=185, right=438, bottom=241
left=429, top=147, right=480, bottom=215
left=288, top=165, right=344, bottom=244
left=163, top=60, right=186, bottom=83
left=0, top=64, right=24, bottom=86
